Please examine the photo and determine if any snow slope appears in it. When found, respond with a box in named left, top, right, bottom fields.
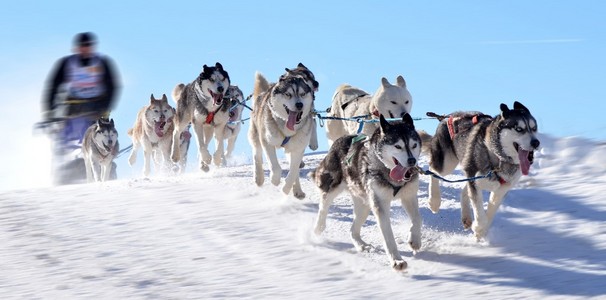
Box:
left=1, top=134, right=605, bottom=299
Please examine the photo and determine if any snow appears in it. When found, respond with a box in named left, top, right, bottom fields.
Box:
left=1, top=133, right=605, bottom=299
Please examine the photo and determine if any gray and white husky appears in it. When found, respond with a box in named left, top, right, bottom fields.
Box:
left=419, top=101, right=540, bottom=239
left=221, top=85, right=245, bottom=163
left=170, top=62, right=231, bottom=172
left=82, top=118, right=119, bottom=182
left=325, top=76, right=412, bottom=146
left=312, top=114, right=422, bottom=271
left=127, top=94, right=176, bottom=176
left=248, top=70, right=315, bottom=199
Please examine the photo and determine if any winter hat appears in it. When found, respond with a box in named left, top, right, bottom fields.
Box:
left=74, top=32, right=97, bottom=47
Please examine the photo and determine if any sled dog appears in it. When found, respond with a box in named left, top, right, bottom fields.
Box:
left=325, top=76, right=413, bottom=146
left=127, top=94, right=175, bottom=176
left=277, top=63, right=319, bottom=151
left=312, top=114, right=422, bottom=271
left=248, top=70, right=314, bottom=199
left=221, top=85, right=245, bottom=163
left=82, top=117, right=119, bottom=182
left=170, top=62, right=231, bottom=172
left=420, top=101, right=540, bottom=239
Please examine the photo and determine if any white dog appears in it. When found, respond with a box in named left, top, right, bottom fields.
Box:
left=325, top=76, right=412, bottom=146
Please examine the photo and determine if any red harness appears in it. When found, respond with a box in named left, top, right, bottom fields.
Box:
left=447, top=114, right=481, bottom=140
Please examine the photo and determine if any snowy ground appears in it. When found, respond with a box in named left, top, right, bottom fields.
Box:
left=1, top=134, right=605, bottom=299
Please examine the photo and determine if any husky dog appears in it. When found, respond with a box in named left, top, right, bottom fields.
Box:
left=82, top=118, right=119, bottom=182
left=170, top=62, right=231, bottom=172
left=420, top=101, right=540, bottom=239
left=221, top=85, right=245, bottom=163
left=248, top=70, right=314, bottom=199
left=279, top=63, right=319, bottom=151
left=326, top=76, right=412, bottom=146
left=127, top=94, right=175, bottom=176
left=312, top=114, right=422, bottom=271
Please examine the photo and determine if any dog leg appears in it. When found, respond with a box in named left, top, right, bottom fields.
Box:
left=252, top=144, right=264, bottom=186
left=371, top=191, right=406, bottom=271
left=262, top=142, right=281, bottom=186
left=201, top=125, right=214, bottom=165
left=142, top=148, right=152, bottom=177
left=91, top=160, right=102, bottom=182
left=350, top=196, right=371, bottom=252
left=309, top=118, right=318, bottom=151
left=128, top=142, right=138, bottom=166
left=400, top=188, right=422, bottom=252
left=283, top=150, right=304, bottom=197
left=467, top=184, right=488, bottom=240
left=428, top=176, right=442, bottom=213
left=212, top=124, right=226, bottom=167
left=84, top=157, right=94, bottom=183
left=314, top=187, right=342, bottom=235
left=460, top=187, right=472, bottom=229
left=485, top=188, right=509, bottom=232
left=192, top=124, right=210, bottom=172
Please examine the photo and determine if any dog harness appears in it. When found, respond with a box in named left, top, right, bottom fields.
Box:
left=446, top=114, right=492, bottom=140
left=205, top=106, right=223, bottom=124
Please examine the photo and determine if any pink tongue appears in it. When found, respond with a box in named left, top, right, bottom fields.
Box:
left=286, top=111, right=297, bottom=131
left=518, top=149, right=531, bottom=175
left=390, top=164, right=407, bottom=181
left=155, top=122, right=164, bottom=137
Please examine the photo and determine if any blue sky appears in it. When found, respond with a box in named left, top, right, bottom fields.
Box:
left=1, top=1, right=605, bottom=181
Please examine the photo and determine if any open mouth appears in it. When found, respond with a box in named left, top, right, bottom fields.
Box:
left=209, top=89, right=224, bottom=106
left=284, top=104, right=303, bottom=131
left=389, top=157, right=414, bottom=182
left=103, top=143, right=113, bottom=153
left=514, top=142, right=534, bottom=176
left=155, top=120, right=167, bottom=137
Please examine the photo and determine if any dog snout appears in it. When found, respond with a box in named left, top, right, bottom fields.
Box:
left=107, top=140, right=113, bottom=146
left=295, top=102, right=304, bottom=110
left=531, top=138, right=540, bottom=149
left=407, top=157, right=416, bottom=166
left=217, top=86, right=224, bottom=93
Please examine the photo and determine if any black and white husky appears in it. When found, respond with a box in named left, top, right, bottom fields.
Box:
left=248, top=70, right=315, bottom=199
left=170, top=62, right=231, bottom=172
left=312, top=114, right=422, bottom=271
left=82, top=118, right=119, bottom=182
left=420, top=101, right=540, bottom=239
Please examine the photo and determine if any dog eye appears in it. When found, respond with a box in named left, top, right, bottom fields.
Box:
left=285, top=93, right=292, bottom=98
left=515, top=127, right=524, bottom=133
left=411, top=143, right=418, bottom=149
left=405, top=101, right=409, bottom=104
left=395, top=145, right=402, bottom=150
left=391, top=101, right=396, bottom=105
left=300, top=92, right=307, bottom=97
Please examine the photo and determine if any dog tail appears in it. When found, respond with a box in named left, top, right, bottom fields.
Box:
left=417, top=130, right=433, bottom=154
left=172, top=83, right=186, bottom=104
left=253, top=72, right=270, bottom=107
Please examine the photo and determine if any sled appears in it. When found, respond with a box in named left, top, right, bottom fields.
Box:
left=34, top=114, right=117, bottom=185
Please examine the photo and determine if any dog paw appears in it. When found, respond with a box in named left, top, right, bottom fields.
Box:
left=213, top=152, right=223, bottom=167
left=314, top=223, right=325, bottom=235
left=429, top=197, right=441, bottom=214
left=392, top=260, right=408, bottom=271
left=200, top=163, right=210, bottom=172
left=270, top=172, right=281, bottom=186
left=472, top=222, right=487, bottom=239
left=201, top=151, right=212, bottom=164
left=462, top=217, right=472, bottom=229
left=299, top=160, right=305, bottom=169
left=254, top=175, right=264, bottom=187
left=408, top=236, right=421, bottom=251
left=293, top=190, right=306, bottom=200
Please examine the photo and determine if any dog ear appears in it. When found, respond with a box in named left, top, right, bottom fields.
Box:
left=500, top=103, right=510, bottom=117
left=161, top=94, right=168, bottom=102
left=297, top=62, right=307, bottom=69
left=110, top=119, right=114, bottom=126
left=150, top=93, right=155, bottom=103
left=402, top=113, right=414, bottom=128
left=513, top=101, right=529, bottom=112
left=396, top=75, right=406, bottom=88
left=379, top=114, right=389, bottom=134
left=381, top=77, right=391, bottom=88
left=202, top=64, right=210, bottom=73
left=215, top=62, right=223, bottom=70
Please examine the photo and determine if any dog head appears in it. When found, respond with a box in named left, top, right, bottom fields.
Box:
left=146, top=94, right=175, bottom=138
left=225, top=85, right=245, bottom=125
left=271, top=75, right=314, bottom=132
left=94, top=118, right=118, bottom=154
left=375, top=113, right=421, bottom=182
left=197, top=62, right=230, bottom=106
left=496, top=101, right=540, bottom=175
left=281, top=63, right=319, bottom=93
left=370, top=76, right=413, bottom=119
